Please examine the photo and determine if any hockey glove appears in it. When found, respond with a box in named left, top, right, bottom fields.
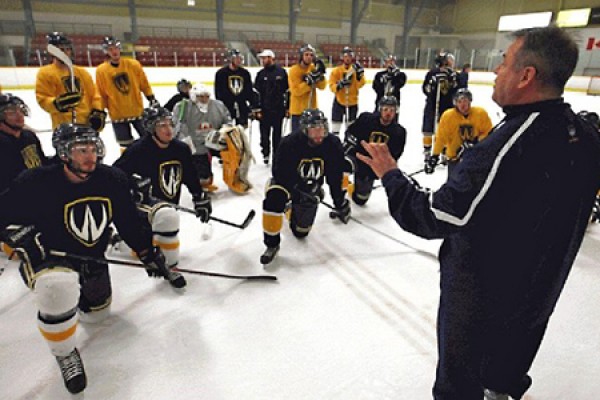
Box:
left=303, top=74, right=315, bottom=86
left=457, top=139, right=478, bottom=159
left=147, top=95, right=160, bottom=108
left=88, top=109, right=107, bottom=131
left=343, top=133, right=359, bottom=156
left=0, top=225, right=46, bottom=268
left=294, top=181, right=324, bottom=205
left=131, top=174, right=152, bottom=205
left=333, top=198, right=351, bottom=224
left=424, top=154, right=439, bottom=174
left=54, top=92, right=81, bottom=112
left=309, top=71, right=324, bottom=83
left=138, top=246, right=169, bottom=278
left=336, top=78, right=351, bottom=91
left=192, top=192, right=212, bottom=223
left=354, top=62, right=364, bottom=81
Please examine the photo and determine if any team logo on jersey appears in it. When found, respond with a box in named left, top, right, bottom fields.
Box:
left=368, top=131, right=390, bottom=144
left=228, top=75, right=244, bottom=95
left=64, top=197, right=112, bottom=247
left=297, top=158, right=324, bottom=181
left=113, top=73, right=130, bottom=94
left=61, top=76, right=81, bottom=93
left=21, top=145, right=43, bottom=169
left=459, top=124, right=475, bottom=142
left=159, top=161, right=182, bottom=199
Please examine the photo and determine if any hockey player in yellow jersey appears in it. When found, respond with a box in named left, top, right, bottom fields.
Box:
left=35, top=32, right=103, bottom=130
left=328, top=46, right=366, bottom=135
left=288, top=44, right=327, bottom=132
left=426, top=88, right=493, bottom=175
left=96, top=36, right=158, bottom=149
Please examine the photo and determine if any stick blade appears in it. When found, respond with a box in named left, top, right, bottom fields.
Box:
left=47, top=44, right=73, bottom=67
left=241, top=210, right=256, bottom=228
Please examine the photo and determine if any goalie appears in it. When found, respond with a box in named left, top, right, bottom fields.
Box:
left=174, top=84, right=253, bottom=194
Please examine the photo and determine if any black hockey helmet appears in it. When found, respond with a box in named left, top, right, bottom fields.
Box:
left=52, top=123, right=105, bottom=161
left=0, top=93, right=29, bottom=120
left=434, top=52, right=455, bottom=68
left=385, top=53, right=396, bottom=62
left=102, top=36, right=121, bottom=52
left=299, top=43, right=316, bottom=60
left=142, top=106, right=173, bottom=135
left=378, top=95, right=398, bottom=109
left=341, top=46, right=354, bottom=56
left=300, top=108, right=329, bottom=143
left=46, top=32, right=73, bottom=52
left=177, top=78, right=192, bottom=93
left=453, top=88, right=473, bottom=105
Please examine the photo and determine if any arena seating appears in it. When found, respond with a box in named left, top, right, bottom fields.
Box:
left=247, top=40, right=305, bottom=67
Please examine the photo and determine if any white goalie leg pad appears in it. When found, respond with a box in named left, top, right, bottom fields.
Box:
left=34, top=270, right=80, bottom=356
left=152, top=206, right=180, bottom=267
left=79, top=304, right=111, bottom=324
left=331, top=121, right=342, bottom=135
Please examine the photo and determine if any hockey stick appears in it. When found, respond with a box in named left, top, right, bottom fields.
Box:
left=321, top=199, right=437, bottom=260
left=47, top=44, right=77, bottom=123
left=150, top=197, right=255, bottom=229
left=48, top=250, right=277, bottom=281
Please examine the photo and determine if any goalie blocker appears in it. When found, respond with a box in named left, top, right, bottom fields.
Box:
left=205, top=125, right=253, bottom=194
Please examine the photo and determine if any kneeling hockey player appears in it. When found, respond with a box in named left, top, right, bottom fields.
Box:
left=0, top=123, right=183, bottom=394
left=260, top=108, right=350, bottom=264
left=113, top=107, right=212, bottom=269
left=343, top=96, right=406, bottom=205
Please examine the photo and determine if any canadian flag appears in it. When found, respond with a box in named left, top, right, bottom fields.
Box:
left=586, top=37, right=600, bottom=50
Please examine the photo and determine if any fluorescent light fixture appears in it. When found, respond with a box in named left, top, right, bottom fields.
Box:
left=187, top=0, right=195, bottom=6
left=497, top=11, right=552, bottom=32
left=556, top=8, right=591, bottom=28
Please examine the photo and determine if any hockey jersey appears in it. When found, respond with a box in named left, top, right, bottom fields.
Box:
left=0, top=128, right=49, bottom=193
left=35, top=63, right=102, bottom=129
left=173, top=98, right=232, bottom=155
left=273, top=130, right=346, bottom=206
left=433, top=106, right=493, bottom=160
left=95, top=58, right=154, bottom=121
left=113, top=134, right=203, bottom=203
left=328, top=63, right=366, bottom=107
left=288, top=63, right=327, bottom=116
left=214, top=65, right=256, bottom=118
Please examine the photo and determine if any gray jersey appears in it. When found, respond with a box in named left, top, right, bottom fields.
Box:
left=173, top=98, right=232, bottom=154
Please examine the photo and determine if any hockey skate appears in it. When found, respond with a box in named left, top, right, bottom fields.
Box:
left=56, top=348, right=87, bottom=394
left=165, top=264, right=187, bottom=289
left=260, top=245, right=280, bottom=265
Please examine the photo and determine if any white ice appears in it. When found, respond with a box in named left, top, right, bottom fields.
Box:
left=1, top=75, right=600, bottom=400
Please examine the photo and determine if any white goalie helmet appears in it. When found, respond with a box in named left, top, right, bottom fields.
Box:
left=190, top=84, right=211, bottom=102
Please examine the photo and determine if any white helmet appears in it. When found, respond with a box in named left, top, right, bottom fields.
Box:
left=190, top=84, right=211, bottom=102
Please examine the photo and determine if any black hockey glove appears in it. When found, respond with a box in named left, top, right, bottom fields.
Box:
left=0, top=225, right=46, bottom=268
left=138, top=246, right=169, bottom=278
left=54, top=91, right=82, bottom=112
left=457, top=139, right=478, bottom=159
left=192, top=192, right=212, bottom=223
left=354, top=62, right=364, bottom=81
left=343, top=133, right=358, bottom=156
left=424, top=154, right=439, bottom=174
left=303, top=74, right=315, bottom=86
left=336, top=78, right=351, bottom=91
left=310, top=71, right=324, bottom=83
left=131, top=174, right=152, bottom=205
left=333, top=198, right=351, bottom=224
left=147, top=95, right=160, bottom=108
left=88, top=109, right=107, bottom=131
left=294, top=181, right=324, bottom=205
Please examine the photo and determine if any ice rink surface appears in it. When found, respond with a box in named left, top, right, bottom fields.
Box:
left=1, top=76, right=600, bottom=400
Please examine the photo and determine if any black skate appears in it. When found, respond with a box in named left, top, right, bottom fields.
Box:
left=165, top=267, right=187, bottom=289
left=56, top=348, right=87, bottom=394
left=260, top=245, right=280, bottom=265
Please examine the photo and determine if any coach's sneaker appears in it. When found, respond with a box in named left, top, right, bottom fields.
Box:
left=56, top=348, right=87, bottom=394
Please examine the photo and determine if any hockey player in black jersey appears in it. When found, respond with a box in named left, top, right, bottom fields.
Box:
left=214, top=49, right=259, bottom=128
left=0, top=123, right=184, bottom=394
left=113, top=107, right=211, bottom=269
left=343, top=96, right=406, bottom=205
left=0, top=93, right=49, bottom=193
left=164, top=78, right=192, bottom=112
left=372, top=54, right=406, bottom=114
left=260, top=108, right=350, bottom=264
left=421, top=52, right=458, bottom=165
